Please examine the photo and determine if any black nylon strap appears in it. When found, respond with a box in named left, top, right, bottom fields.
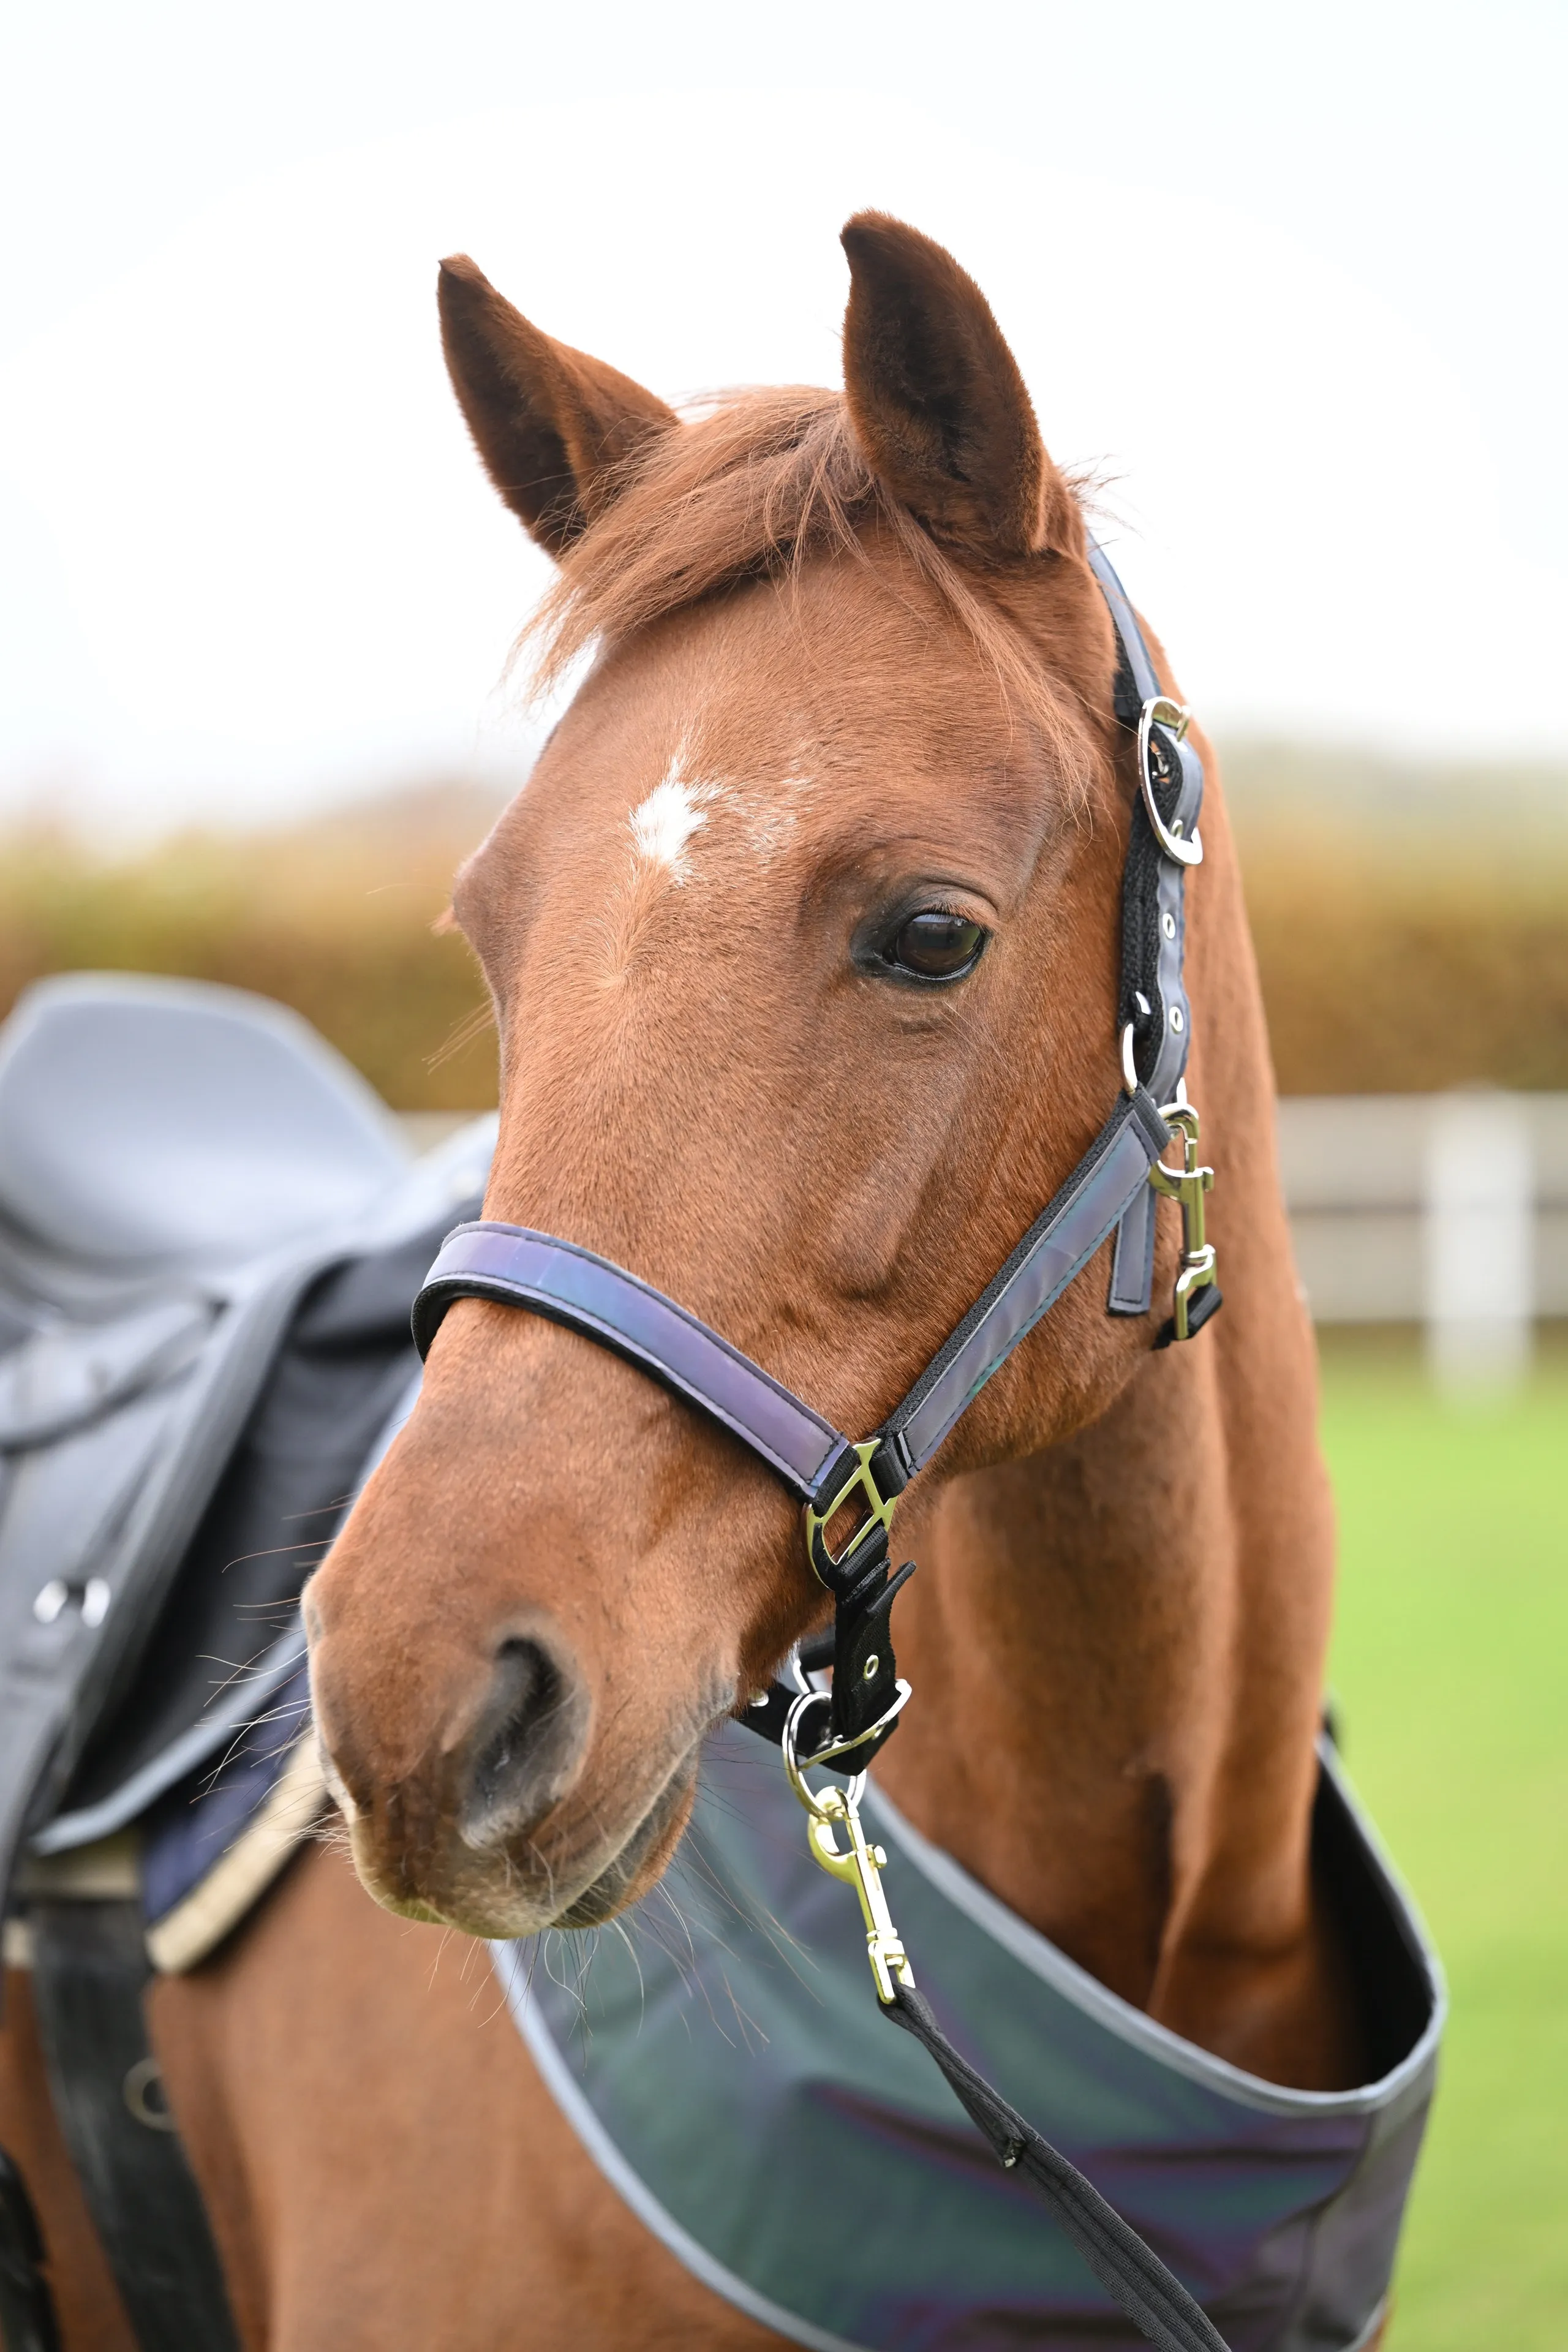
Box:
left=31, top=1902, right=241, bottom=2352
left=1088, top=543, right=1202, bottom=1112
left=0, top=2146, right=60, bottom=2352
left=883, top=1982, right=1231, bottom=2352
left=1117, top=771, right=1193, bottom=1101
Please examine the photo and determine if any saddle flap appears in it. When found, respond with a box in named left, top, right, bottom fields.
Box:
left=0, top=1298, right=214, bottom=1449
left=1, top=1390, right=181, bottom=1612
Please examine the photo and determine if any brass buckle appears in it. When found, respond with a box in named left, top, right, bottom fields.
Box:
left=1148, top=1101, right=1218, bottom=1341
left=803, top=1440, right=898, bottom=1588
left=1137, top=695, right=1203, bottom=867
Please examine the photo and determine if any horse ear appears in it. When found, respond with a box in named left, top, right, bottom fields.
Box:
left=839, top=213, right=1079, bottom=561
left=438, top=254, right=677, bottom=556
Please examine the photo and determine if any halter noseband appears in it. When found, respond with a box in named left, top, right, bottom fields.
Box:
left=412, top=543, right=1221, bottom=1773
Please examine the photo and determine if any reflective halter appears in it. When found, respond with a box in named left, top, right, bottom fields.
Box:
left=412, top=542, right=1221, bottom=1771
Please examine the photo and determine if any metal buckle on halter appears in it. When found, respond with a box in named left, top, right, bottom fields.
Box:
left=1120, top=1003, right=1153, bottom=1098
left=784, top=1675, right=913, bottom=1771
left=1137, top=696, right=1203, bottom=868
left=803, top=1439, right=899, bottom=1590
left=1148, top=1100, right=1218, bottom=1340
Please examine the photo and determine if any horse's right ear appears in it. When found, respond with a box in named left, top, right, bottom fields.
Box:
left=438, top=255, right=677, bottom=556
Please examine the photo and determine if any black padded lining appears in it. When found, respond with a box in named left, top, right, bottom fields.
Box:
left=1117, top=730, right=1186, bottom=1083
left=1313, top=1754, right=1436, bottom=2077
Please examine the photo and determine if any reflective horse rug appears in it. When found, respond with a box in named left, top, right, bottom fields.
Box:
left=500, top=1721, right=1442, bottom=2352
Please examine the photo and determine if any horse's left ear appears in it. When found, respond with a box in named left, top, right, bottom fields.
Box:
left=840, top=213, right=1080, bottom=561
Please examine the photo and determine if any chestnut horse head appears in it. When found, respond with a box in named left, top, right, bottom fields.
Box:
left=306, top=215, right=1204, bottom=1939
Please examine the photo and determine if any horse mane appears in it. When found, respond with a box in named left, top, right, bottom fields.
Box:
left=524, top=386, right=1089, bottom=771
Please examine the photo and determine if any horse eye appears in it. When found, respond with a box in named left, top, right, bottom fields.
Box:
left=887, top=911, right=987, bottom=981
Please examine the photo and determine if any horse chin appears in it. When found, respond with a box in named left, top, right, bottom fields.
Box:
left=344, top=1751, right=701, bottom=1942
left=551, top=1764, right=698, bottom=1928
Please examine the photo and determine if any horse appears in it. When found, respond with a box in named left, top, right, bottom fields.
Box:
left=2, top=213, right=1421, bottom=2351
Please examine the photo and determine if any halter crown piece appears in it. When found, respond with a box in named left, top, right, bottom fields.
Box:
left=412, top=545, right=1235, bottom=2352
left=412, top=542, right=1221, bottom=1775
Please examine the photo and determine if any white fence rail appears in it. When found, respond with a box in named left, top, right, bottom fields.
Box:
left=1278, top=1094, right=1568, bottom=1317
left=1278, top=1093, right=1567, bottom=1389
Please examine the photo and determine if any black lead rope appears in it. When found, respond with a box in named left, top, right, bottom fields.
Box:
left=884, top=1983, right=1228, bottom=2352
left=776, top=1691, right=1232, bottom=2352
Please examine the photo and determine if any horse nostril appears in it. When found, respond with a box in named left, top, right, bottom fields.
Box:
left=458, top=1635, right=588, bottom=1850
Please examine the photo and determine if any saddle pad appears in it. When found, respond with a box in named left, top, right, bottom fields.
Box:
left=140, top=1670, right=323, bottom=1975
left=500, top=1722, right=1443, bottom=2352
left=12, top=1674, right=321, bottom=1978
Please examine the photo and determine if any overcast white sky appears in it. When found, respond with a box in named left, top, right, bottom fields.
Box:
left=2, top=0, right=1564, bottom=833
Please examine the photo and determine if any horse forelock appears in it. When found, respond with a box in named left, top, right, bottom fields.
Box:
left=522, top=386, right=1098, bottom=808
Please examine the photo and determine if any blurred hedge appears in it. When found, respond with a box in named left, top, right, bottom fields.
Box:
left=1244, top=829, right=1568, bottom=1094
left=0, top=787, right=500, bottom=1110
left=1, top=758, right=1565, bottom=1105
left=1230, top=741, right=1568, bottom=1093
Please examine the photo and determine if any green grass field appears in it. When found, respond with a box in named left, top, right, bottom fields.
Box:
left=1321, top=1337, right=1567, bottom=2348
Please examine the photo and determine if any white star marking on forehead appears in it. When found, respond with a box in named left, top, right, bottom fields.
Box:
left=628, top=755, right=719, bottom=881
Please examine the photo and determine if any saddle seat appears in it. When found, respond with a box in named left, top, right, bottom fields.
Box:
left=0, top=971, right=409, bottom=1278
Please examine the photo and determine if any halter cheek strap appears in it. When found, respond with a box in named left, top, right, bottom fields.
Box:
left=410, top=543, right=1219, bottom=1771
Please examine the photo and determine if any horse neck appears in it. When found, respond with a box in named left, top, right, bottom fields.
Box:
left=872, top=778, right=1352, bottom=2082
